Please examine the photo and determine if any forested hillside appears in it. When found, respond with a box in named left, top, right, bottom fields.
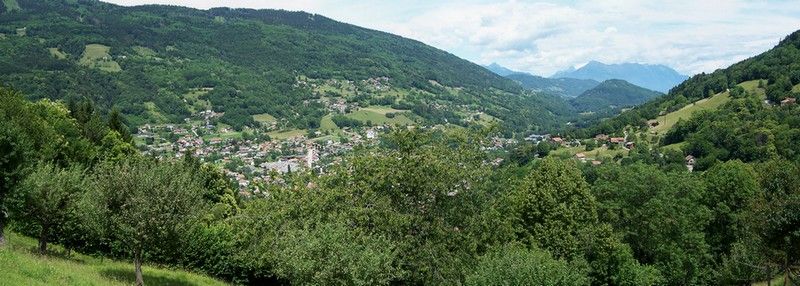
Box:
left=570, top=79, right=662, bottom=113
left=0, top=0, right=575, bottom=133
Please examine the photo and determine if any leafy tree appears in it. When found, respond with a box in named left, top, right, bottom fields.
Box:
left=592, top=164, right=713, bottom=285
left=107, top=108, right=132, bottom=143
left=0, top=119, right=29, bottom=247
left=9, top=163, right=86, bottom=254
left=85, top=158, right=204, bottom=286
left=702, top=160, right=760, bottom=257
left=99, top=131, right=137, bottom=161
left=748, top=160, right=800, bottom=284
left=465, top=244, right=589, bottom=286
left=508, top=158, right=598, bottom=260
left=0, top=88, right=94, bottom=246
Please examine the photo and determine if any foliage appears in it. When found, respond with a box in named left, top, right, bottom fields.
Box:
left=465, top=243, right=589, bottom=286
left=570, top=79, right=662, bottom=113
left=591, top=164, right=714, bottom=285
left=9, top=163, right=86, bottom=254
left=84, top=157, right=205, bottom=285
left=508, top=159, right=597, bottom=259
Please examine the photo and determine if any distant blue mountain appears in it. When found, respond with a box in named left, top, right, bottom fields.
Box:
left=506, top=73, right=599, bottom=98
left=483, top=63, right=518, bottom=77
left=552, top=61, right=689, bottom=93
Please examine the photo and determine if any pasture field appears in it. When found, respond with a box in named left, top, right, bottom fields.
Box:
left=79, top=44, right=122, bottom=72
left=344, top=106, right=414, bottom=125
left=252, top=113, right=277, bottom=124
left=551, top=145, right=629, bottom=161
left=48, top=48, right=67, bottom=59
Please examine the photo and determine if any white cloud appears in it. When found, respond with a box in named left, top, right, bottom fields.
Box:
left=102, top=0, right=800, bottom=76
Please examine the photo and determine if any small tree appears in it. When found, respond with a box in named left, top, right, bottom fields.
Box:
left=107, top=108, right=132, bottom=143
left=466, top=244, right=588, bottom=286
left=10, top=163, right=85, bottom=254
left=86, top=157, right=203, bottom=286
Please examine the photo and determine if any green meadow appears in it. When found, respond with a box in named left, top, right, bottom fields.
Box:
left=79, top=44, right=122, bottom=72
left=0, top=232, right=227, bottom=286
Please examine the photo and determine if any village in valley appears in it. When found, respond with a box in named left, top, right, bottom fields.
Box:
left=134, top=77, right=403, bottom=197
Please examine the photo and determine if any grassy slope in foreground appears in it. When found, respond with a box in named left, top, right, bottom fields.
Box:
left=649, top=80, right=764, bottom=135
left=0, top=232, right=226, bottom=286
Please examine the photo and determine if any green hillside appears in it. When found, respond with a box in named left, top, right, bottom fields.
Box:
left=649, top=80, right=764, bottom=135
left=0, top=232, right=226, bottom=286
left=0, top=0, right=577, bottom=133
left=570, top=79, right=662, bottom=113
left=583, top=29, right=800, bottom=137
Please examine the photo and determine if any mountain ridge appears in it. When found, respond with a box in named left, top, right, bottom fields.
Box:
left=553, top=61, right=688, bottom=93
left=0, top=0, right=590, bottom=133
left=484, top=62, right=518, bottom=77
left=506, top=72, right=600, bottom=98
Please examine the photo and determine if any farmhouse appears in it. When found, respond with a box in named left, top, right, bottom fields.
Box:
left=781, top=97, right=796, bottom=106
left=610, top=137, right=625, bottom=144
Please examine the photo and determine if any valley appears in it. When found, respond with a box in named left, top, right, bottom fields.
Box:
left=1, top=1, right=799, bottom=286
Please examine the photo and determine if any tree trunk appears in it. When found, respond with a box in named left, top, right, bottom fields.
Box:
left=784, top=257, right=789, bottom=286
left=38, top=225, right=48, bottom=254
left=134, top=249, right=144, bottom=286
left=0, top=217, right=5, bottom=247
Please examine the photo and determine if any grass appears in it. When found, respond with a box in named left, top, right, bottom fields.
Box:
left=252, top=113, right=277, bottom=124
left=793, top=83, right=800, bottom=93
left=319, top=114, right=340, bottom=132
left=133, top=46, right=157, bottom=57
left=650, top=92, right=730, bottom=135
left=202, top=131, right=242, bottom=141
left=345, top=106, right=414, bottom=126
left=48, top=48, right=67, bottom=59
left=473, top=112, right=500, bottom=126
left=0, top=231, right=227, bottom=286
left=144, top=102, right=170, bottom=123
left=314, top=82, right=356, bottom=97
left=660, top=141, right=687, bottom=152
left=752, top=275, right=795, bottom=286
left=551, top=145, right=629, bottom=160
left=268, top=129, right=305, bottom=140
left=3, top=0, right=20, bottom=12
left=79, top=44, right=122, bottom=72
left=183, top=89, right=211, bottom=113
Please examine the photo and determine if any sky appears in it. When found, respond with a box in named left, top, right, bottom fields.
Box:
left=103, top=0, right=800, bottom=77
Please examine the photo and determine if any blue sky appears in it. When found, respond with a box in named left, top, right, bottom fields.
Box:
left=104, top=0, right=800, bottom=77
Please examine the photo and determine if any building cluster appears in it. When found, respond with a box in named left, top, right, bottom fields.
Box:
left=136, top=108, right=385, bottom=197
